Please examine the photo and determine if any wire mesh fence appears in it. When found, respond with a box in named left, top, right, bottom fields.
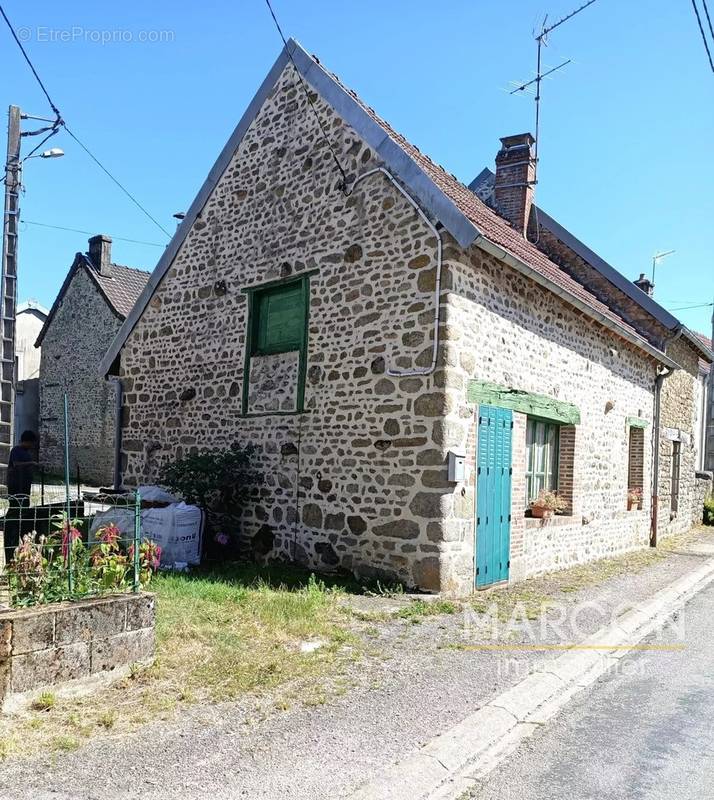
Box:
left=0, top=491, right=155, bottom=608
left=1, top=393, right=159, bottom=608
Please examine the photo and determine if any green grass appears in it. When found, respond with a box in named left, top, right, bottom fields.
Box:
left=0, top=562, right=363, bottom=760
left=30, top=691, right=56, bottom=712
left=395, top=599, right=459, bottom=620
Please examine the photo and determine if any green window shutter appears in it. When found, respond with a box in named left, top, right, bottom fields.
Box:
left=254, top=282, right=305, bottom=354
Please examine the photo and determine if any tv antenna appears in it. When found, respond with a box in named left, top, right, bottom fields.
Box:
left=510, top=0, right=599, bottom=188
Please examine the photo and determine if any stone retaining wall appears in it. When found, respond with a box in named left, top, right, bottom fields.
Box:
left=0, top=593, right=154, bottom=710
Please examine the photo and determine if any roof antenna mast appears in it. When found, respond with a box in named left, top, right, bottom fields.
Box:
left=510, top=0, right=599, bottom=191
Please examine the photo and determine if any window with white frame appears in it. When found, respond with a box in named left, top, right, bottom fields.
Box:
left=525, top=417, right=560, bottom=507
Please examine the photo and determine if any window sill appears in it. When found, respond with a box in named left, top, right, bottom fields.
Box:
left=239, top=410, right=310, bottom=418
left=525, top=514, right=577, bottom=529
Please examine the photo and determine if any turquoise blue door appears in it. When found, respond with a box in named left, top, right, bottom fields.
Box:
left=475, top=405, right=513, bottom=588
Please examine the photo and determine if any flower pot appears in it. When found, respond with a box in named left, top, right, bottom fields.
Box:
left=530, top=506, right=553, bottom=519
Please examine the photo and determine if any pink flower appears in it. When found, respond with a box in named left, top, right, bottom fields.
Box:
left=214, top=532, right=229, bottom=546
left=97, top=524, right=121, bottom=546
left=61, top=525, right=81, bottom=561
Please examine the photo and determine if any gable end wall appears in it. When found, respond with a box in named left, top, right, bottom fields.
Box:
left=39, top=267, right=119, bottom=486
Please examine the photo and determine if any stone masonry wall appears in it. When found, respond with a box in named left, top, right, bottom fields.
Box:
left=0, top=593, right=154, bottom=709
left=119, top=63, right=450, bottom=590
left=117, top=59, right=673, bottom=594
left=39, top=266, right=120, bottom=486
left=658, top=337, right=701, bottom=538
left=438, top=242, right=656, bottom=587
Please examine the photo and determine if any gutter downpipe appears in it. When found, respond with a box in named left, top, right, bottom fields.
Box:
left=348, top=167, right=443, bottom=377
left=109, top=377, right=123, bottom=491
left=651, top=328, right=684, bottom=547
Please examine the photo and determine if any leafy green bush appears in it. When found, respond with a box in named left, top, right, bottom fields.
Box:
left=159, top=444, right=261, bottom=509
left=159, top=444, right=262, bottom=557
left=704, top=494, right=714, bottom=526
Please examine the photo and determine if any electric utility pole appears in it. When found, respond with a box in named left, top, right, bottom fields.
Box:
left=0, top=106, right=21, bottom=491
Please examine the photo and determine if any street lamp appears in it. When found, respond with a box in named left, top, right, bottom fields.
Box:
left=34, top=147, right=64, bottom=160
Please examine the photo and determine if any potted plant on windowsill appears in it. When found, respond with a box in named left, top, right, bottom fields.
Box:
left=627, top=487, right=643, bottom=511
left=529, top=490, right=567, bottom=519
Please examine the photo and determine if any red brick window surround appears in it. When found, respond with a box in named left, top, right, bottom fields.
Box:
left=524, top=419, right=576, bottom=515
left=628, top=426, right=645, bottom=508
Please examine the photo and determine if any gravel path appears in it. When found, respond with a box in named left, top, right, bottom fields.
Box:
left=1, top=530, right=712, bottom=800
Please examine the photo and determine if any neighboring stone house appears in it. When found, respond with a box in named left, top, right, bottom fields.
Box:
left=37, top=236, right=149, bottom=486
left=696, top=332, right=714, bottom=473
left=100, top=40, right=712, bottom=593
left=14, top=300, right=48, bottom=442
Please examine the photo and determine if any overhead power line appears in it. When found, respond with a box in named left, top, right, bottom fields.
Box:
left=62, top=125, right=172, bottom=238
left=21, top=219, right=165, bottom=247
left=0, top=3, right=171, bottom=238
left=703, top=0, right=714, bottom=40
left=691, top=0, right=714, bottom=72
left=0, top=4, right=61, bottom=117
left=262, top=0, right=348, bottom=190
left=667, top=302, right=714, bottom=311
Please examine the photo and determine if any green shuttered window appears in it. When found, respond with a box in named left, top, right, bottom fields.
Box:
left=241, top=273, right=313, bottom=416
left=253, top=281, right=305, bottom=355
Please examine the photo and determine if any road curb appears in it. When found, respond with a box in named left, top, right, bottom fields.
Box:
left=346, top=554, right=714, bottom=800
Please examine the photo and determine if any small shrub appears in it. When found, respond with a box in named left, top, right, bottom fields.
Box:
left=31, top=691, right=56, bottom=712
left=97, top=710, right=116, bottom=729
left=52, top=735, right=79, bottom=752
left=6, top=513, right=161, bottom=607
left=159, top=444, right=262, bottom=556
left=159, top=443, right=261, bottom=509
left=704, top=494, right=714, bottom=526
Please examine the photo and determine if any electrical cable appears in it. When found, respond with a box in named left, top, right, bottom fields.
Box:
left=667, top=302, right=714, bottom=311
left=61, top=125, right=172, bottom=238
left=0, top=4, right=171, bottom=237
left=702, top=0, right=714, bottom=41
left=21, top=126, right=60, bottom=162
left=691, top=0, right=714, bottom=72
left=21, top=219, right=165, bottom=247
left=0, top=3, right=61, bottom=117
left=262, top=0, right=348, bottom=190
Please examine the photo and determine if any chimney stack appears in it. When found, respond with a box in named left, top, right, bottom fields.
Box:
left=633, top=273, right=654, bottom=297
left=494, top=133, right=536, bottom=237
left=88, top=234, right=112, bottom=276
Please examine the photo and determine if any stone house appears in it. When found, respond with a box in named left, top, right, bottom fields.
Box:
left=36, top=236, right=149, bottom=486
left=100, top=40, right=712, bottom=593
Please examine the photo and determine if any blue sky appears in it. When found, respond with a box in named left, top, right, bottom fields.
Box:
left=1, top=0, right=713, bottom=336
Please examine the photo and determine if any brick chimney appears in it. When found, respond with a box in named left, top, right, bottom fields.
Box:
left=88, top=234, right=112, bottom=276
left=633, top=273, right=654, bottom=297
left=494, top=133, right=536, bottom=236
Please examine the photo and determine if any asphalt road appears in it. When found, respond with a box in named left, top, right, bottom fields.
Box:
left=470, top=579, right=714, bottom=800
